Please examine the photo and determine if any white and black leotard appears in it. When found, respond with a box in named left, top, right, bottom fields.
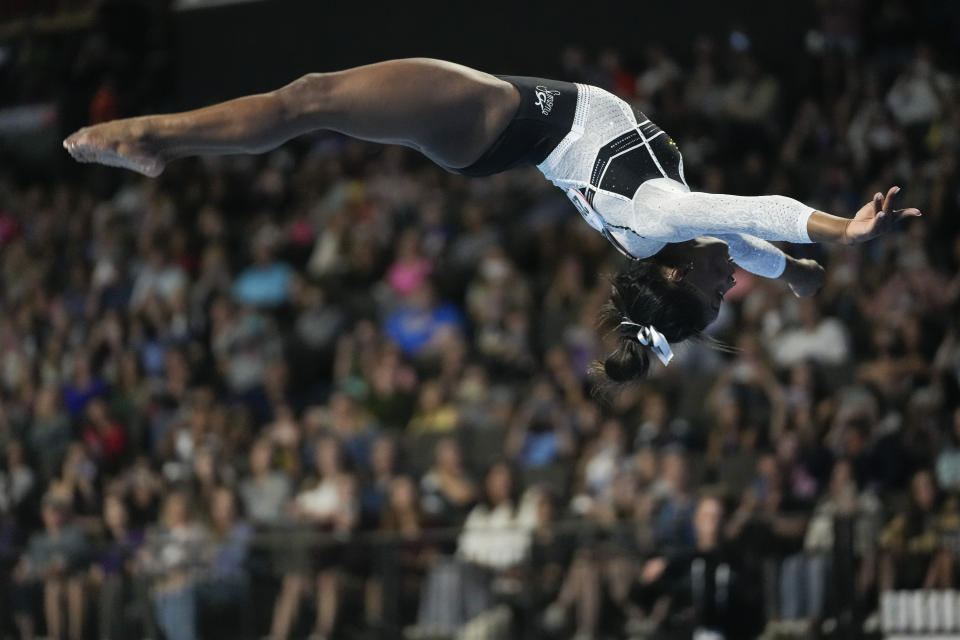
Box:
left=456, top=78, right=815, bottom=278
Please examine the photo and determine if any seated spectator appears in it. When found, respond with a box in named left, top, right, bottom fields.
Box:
left=239, top=438, right=292, bottom=526
left=360, top=435, right=399, bottom=529
left=419, top=437, right=476, bottom=527
left=407, top=380, right=459, bottom=434
left=416, top=462, right=535, bottom=635
left=384, top=281, right=464, bottom=357
left=138, top=491, right=208, bottom=640
left=0, top=441, right=36, bottom=522
left=802, top=459, right=882, bottom=621
left=367, top=475, right=435, bottom=628
left=269, top=435, right=356, bottom=640
left=198, top=487, right=252, bottom=640
left=90, top=494, right=144, bottom=640
left=80, top=398, right=128, bottom=474
left=545, top=471, right=650, bottom=640
left=386, top=229, right=432, bottom=297
left=636, top=495, right=759, bottom=639
left=935, top=407, right=960, bottom=492
left=769, top=298, right=850, bottom=368
left=879, top=469, right=954, bottom=590
left=506, top=380, right=575, bottom=469
left=26, top=386, right=71, bottom=481
left=232, top=230, right=295, bottom=308
left=56, top=443, right=101, bottom=525
left=130, top=237, right=188, bottom=310
left=62, top=355, right=109, bottom=419
left=13, top=492, right=90, bottom=640
left=651, top=448, right=696, bottom=550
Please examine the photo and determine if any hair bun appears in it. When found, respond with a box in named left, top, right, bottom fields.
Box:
left=602, top=337, right=651, bottom=383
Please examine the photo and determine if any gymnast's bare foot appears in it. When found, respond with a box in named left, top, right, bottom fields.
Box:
left=63, top=119, right=166, bottom=177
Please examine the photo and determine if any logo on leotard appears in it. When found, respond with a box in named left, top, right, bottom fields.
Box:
left=534, top=86, right=561, bottom=116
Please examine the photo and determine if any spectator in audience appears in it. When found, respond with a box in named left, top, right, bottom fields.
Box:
left=0, top=442, right=36, bottom=522
left=269, top=435, right=356, bottom=640
left=239, top=438, right=292, bottom=526
left=198, top=487, right=252, bottom=640
left=360, top=434, right=399, bottom=528
left=419, top=437, right=476, bottom=528
left=651, top=448, right=696, bottom=549
left=407, top=380, right=459, bottom=434
left=367, top=475, right=434, bottom=628
left=384, top=281, right=464, bottom=357
left=26, top=386, right=72, bottom=481
left=636, top=495, right=759, bottom=639
left=879, top=469, right=954, bottom=590
left=91, top=493, right=144, bottom=640
left=417, top=461, right=534, bottom=635
left=14, top=492, right=90, bottom=640
left=138, top=490, right=208, bottom=640
left=803, top=459, right=882, bottom=622
left=769, top=298, right=851, bottom=368
left=233, top=230, right=295, bottom=309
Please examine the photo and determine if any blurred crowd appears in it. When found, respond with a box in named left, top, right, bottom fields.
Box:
left=1, top=1, right=960, bottom=640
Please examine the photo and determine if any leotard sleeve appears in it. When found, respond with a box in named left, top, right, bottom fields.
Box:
left=714, top=233, right=788, bottom=278
left=631, top=178, right=815, bottom=247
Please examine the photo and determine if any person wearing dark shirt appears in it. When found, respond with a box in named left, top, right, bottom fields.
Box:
left=92, top=494, right=144, bottom=640
left=636, top=495, right=759, bottom=639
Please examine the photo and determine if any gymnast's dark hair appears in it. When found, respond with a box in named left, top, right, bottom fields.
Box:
left=594, top=254, right=716, bottom=385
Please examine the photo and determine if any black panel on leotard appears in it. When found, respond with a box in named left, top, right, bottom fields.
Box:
left=597, top=146, right=662, bottom=199
left=587, top=110, right=684, bottom=198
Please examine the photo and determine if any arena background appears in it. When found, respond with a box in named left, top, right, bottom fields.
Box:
left=0, top=1, right=959, bottom=639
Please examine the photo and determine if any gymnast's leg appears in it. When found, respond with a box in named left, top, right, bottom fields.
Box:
left=64, top=58, right=520, bottom=176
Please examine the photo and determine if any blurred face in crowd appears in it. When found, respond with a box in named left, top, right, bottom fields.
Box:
left=315, top=437, right=342, bottom=477
left=435, top=438, right=461, bottom=473
left=417, top=381, right=445, bottom=413
left=911, top=470, right=936, bottom=511
left=103, top=494, right=128, bottom=532
left=389, top=476, right=417, bottom=513
left=693, top=496, right=723, bottom=550
left=35, top=385, right=59, bottom=416
left=163, top=493, right=189, bottom=528
left=611, top=471, right=637, bottom=509
left=485, top=463, right=513, bottom=506
left=830, top=459, right=854, bottom=495
left=86, top=397, right=109, bottom=426
left=535, top=491, right=556, bottom=525
left=211, top=488, right=236, bottom=528
left=657, top=237, right=735, bottom=319
left=661, top=450, right=688, bottom=492
left=6, top=441, right=24, bottom=468
left=42, top=500, right=68, bottom=532
left=370, top=437, right=396, bottom=477
left=193, top=447, right=216, bottom=484
left=250, top=439, right=273, bottom=475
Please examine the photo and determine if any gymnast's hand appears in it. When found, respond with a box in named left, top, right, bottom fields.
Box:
left=843, top=186, right=921, bottom=245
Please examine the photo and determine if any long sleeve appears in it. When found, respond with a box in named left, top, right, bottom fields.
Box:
left=715, top=233, right=788, bottom=278
left=630, top=178, right=815, bottom=245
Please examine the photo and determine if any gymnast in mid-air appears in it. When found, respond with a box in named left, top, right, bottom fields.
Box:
left=63, top=58, right=920, bottom=382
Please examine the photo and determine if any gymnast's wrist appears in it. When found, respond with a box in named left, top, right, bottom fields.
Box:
left=806, top=210, right=853, bottom=245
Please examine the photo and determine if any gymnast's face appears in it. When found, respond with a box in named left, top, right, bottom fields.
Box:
left=664, top=236, right=736, bottom=318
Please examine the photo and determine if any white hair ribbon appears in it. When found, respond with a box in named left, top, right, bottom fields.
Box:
left=619, top=321, right=674, bottom=367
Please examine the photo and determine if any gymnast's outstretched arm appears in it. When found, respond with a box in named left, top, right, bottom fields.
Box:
left=63, top=58, right=520, bottom=177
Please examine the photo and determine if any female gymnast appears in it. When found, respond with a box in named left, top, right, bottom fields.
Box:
left=63, top=58, right=920, bottom=382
